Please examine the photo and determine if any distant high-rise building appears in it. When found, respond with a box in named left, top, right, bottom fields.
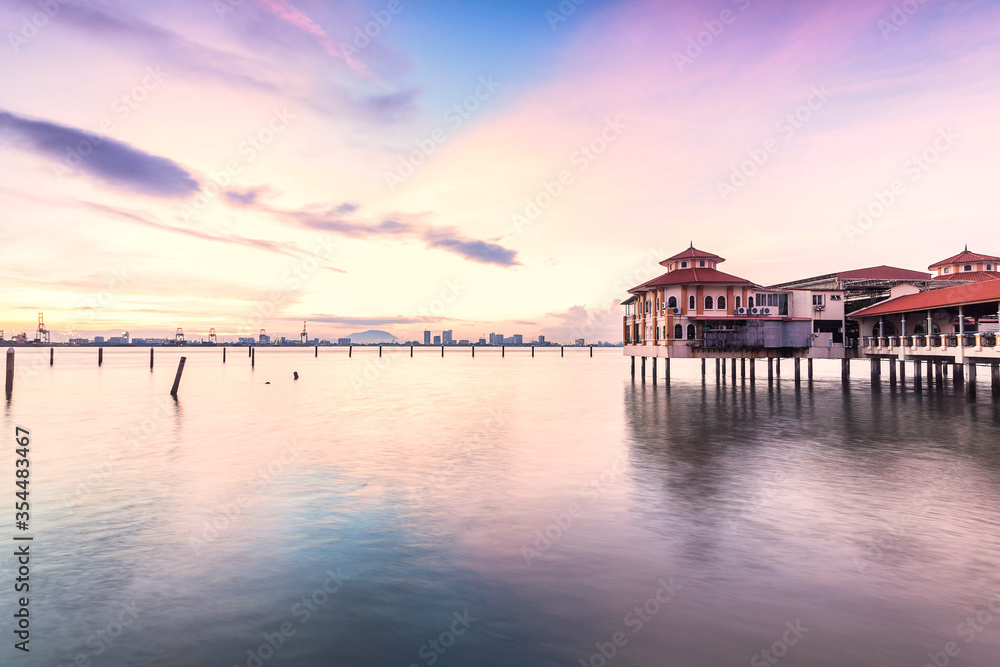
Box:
left=338, top=338, right=352, bottom=345
left=93, top=336, right=105, bottom=344
left=512, top=334, right=523, bottom=346
left=433, top=335, right=441, bottom=345
left=442, top=330, right=453, bottom=345
left=459, top=339, right=469, bottom=345
left=538, top=335, right=546, bottom=345
left=478, top=338, right=486, bottom=346
left=575, top=338, right=585, bottom=346
left=423, top=330, right=431, bottom=345
left=494, top=333, right=503, bottom=345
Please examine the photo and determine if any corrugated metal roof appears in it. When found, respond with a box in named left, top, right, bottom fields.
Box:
left=836, top=265, right=931, bottom=281
left=850, top=280, right=1000, bottom=317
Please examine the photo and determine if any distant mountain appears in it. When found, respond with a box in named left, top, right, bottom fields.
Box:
left=345, top=330, right=398, bottom=344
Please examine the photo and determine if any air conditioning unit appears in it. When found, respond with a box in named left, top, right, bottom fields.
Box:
left=670, top=307, right=681, bottom=315
left=762, top=307, right=773, bottom=315
left=736, top=307, right=748, bottom=315
left=813, top=304, right=825, bottom=311
left=750, top=307, right=760, bottom=315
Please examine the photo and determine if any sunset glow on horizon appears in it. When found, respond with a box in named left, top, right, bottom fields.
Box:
left=2, top=0, right=998, bottom=343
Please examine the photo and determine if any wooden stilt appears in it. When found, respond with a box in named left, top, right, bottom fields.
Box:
left=665, top=358, right=671, bottom=385
left=914, top=359, right=922, bottom=392
left=641, top=356, right=646, bottom=381
left=631, top=356, right=635, bottom=379
left=889, top=358, right=897, bottom=386
left=151, top=347, right=155, bottom=369
left=652, top=357, right=657, bottom=383
left=98, top=347, right=103, bottom=366
left=169, top=357, right=186, bottom=396
left=222, top=347, right=226, bottom=364
left=5, top=348, right=13, bottom=398
left=991, top=363, right=999, bottom=397
left=767, top=357, right=774, bottom=382
left=750, top=358, right=756, bottom=385
left=50, top=347, right=54, bottom=366
left=741, top=358, right=746, bottom=380
left=794, top=357, right=801, bottom=384
left=701, top=358, right=706, bottom=379
left=807, top=358, right=813, bottom=382
left=966, top=363, right=977, bottom=401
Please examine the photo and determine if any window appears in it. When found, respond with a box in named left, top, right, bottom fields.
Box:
left=699, top=260, right=705, bottom=267
left=812, top=294, right=825, bottom=306
left=964, top=265, right=973, bottom=272
left=830, top=295, right=842, bottom=301
left=686, top=324, right=696, bottom=340
left=673, top=324, right=682, bottom=339
left=944, top=267, right=951, bottom=274
left=748, top=297, right=754, bottom=308
left=735, top=296, right=741, bottom=309
left=667, top=296, right=677, bottom=308
left=655, top=297, right=660, bottom=311
left=988, top=264, right=993, bottom=271
left=705, top=296, right=714, bottom=309
left=668, top=263, right=673, bottom=270
left=681, top=261, right=688, bottom=268
left=717, top=296, right=726, bottom=311
left=689, top=295, right=695, bottom=310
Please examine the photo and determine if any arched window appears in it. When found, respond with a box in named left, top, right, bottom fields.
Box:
left=699, top=260, right=705, bottom=267
left=655, top=297, right=660, bottom=311
left=689, top=295, right=695, bottom=310
left=686, top=324, right=696, bottom=340
left=748, top=297, right=754, bottom=308
left=667, top=296, right=677, bottom=308
left=988, top=264, right=993, bottom=271
left=681, top=261, right=688, bottom=268
left=944, top=267, right=951, bottom=274
left=705, top=295, right=713, bottom=309
left=717, top=295, right=726, bottom=311
left=735, top=296, right=741, bottom=309
left=964, top=265, right=973, bottom=272
left=673, top=324, right=682, bottom=339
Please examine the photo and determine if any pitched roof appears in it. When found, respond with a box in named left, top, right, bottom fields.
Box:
left=933, top=271, right=1000, bottom=283
left=850, top=280, right=1000, bottom=318
left=661, top=245, right=724, bottom=265
left=630, top=267, right=755, bottom=292
left=836, top=265, right=931, bottom=281
left=928, top=248, right=1000, bottom=270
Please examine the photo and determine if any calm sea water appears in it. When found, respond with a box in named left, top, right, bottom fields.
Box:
left=2, top=347, right=1000, bottom=666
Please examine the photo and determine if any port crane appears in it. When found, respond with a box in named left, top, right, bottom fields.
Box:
left=35, top=313, right=50, bottom=344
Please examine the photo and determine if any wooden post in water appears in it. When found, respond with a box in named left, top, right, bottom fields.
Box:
left=889, top=358, right=897, bottom=387
left=665, top=358, right=671, bottom=385
left=315, top=345, right=318, bottom=358
left=898, top=357, right=905, bottom=387
left=502, top=346, right=505, bottom=358
left=410, top=345, right=413, bottom=357
left=731, top=358, right=736, bottom=381
left=641, top=356, right=646, bottom=381
left=379, top=345, right=382, bottom=357
left=472, top=345, right=475, bottom=358
left=349, top=345, right=352, bottom=358
left=991, top=363, right=999, bottom=397
left=776, top=357, right=781, bottom=378
left=561, top=346, right=564, bottom=357
left=590, top=345, right=593, bottom=357
left=741, top=357, right=746, bottom=380
left=715, top=358, right=720, bottom=383
left=49, top=347, right=54, bottom=366
left=441, top=345, right=444, bottom=357
left=841, top=358, right=850, bottom=382
left=767, top=357, right=774, bottom=383
left=750, top=357, right=756, bottom=385
left=531, top=346, right=534, bottom=358
left=927, top=360, right=933, bottom=391
left=631, top=356, right=635, bottom=379
left=794, top=357, right=801, bottom=384
left=807, top=358, right=813, bottom=382
left=935, top=360, right=943, bottom=389
left=293, top=371, right=299, bottom=380
left=701, top=358, right=706, bottom=379
left=5, top=348, right=13, bottom=398
left=151, top=347, right=155, bottom=369
left=870, top=357, right=879, bottom=386
left=966, top=363, right=977, bottom=401
left=249, top=346, right=252, bottom=357
left=914, top=359, right=922, bottom=392
left=251, top=347, right=255, bottom=369
left=169, top=356, right=186, bottom=396
left=98, top=347, right=103, bottom=366
left=652, top=357, right=657, bottom=383
left=222, top=347, right=226, bottom=363
left=953, top=363, right=963, bottom=387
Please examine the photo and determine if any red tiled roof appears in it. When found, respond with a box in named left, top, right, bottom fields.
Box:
left=933, top=271, right=1000, bottom=282
left=661, top=245, right=724, bottom=265
left=928, top=249, right=1000, bottom=270
left=850, top=280, right=1000, bottom=318
left=836, top=265, right=931, bottom=281
left=630, top=267, right=755, bottom=292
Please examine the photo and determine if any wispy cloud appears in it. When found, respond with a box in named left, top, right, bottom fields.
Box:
left=0, top=110, right=199, bottom=198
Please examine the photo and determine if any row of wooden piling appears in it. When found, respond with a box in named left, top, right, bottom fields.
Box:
left=630, top=355, right=815, bottom=386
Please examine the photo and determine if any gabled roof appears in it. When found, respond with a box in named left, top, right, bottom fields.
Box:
left=850, top=280, right=1000, bottom=318
left=836, top=265, right=931, bottom=281
left=934, top=271, right=1000, bottom=283
left=928, top=248, right=1000, bottom=270
left=661, top=245, right=724, bottom=266
left=630, top=267, right=755, bottom=292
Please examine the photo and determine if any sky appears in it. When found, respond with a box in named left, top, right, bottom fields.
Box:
left=1, top=0, right=998, bottom=343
